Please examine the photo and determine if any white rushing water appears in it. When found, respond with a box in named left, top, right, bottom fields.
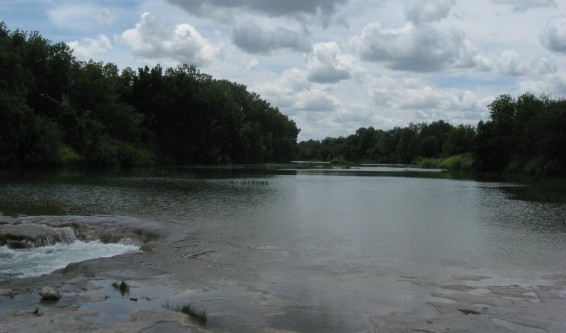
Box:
left=0, top=241, right=139, bottom=281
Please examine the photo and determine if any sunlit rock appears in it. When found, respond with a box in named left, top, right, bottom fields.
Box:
left=39, top=286, right=60, bottom=300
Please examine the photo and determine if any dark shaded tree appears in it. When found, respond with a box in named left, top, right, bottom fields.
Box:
left=474, top=93, right=566, bottom=176
left=443, top=124, right=475, bottom=156
left=0, top=23, right=299, bottom=167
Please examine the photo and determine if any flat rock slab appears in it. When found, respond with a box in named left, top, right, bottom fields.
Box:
left=0, top=224, right=57, bottom=237
left=0, top=309, right=210, bottom=333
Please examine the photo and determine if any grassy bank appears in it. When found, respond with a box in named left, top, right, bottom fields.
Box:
left=414, top=154, right=474, bottom=173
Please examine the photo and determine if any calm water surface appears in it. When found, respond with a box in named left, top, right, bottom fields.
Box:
left=1, top=167, right=566, bottom=332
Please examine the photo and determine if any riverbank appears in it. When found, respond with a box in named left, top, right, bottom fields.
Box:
left=0, top=216, right=210, bottom=333
left=1, top=216, right=566, bottom=332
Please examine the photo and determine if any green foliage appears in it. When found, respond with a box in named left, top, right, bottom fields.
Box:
left=439, top=154, right=474, bottom=172
left=330, top=157, right=351, bottom=166
left=504, top=158, right=545, bottom=177
left=299, top=123, right=452, bottom=165
left=474, top=93, right=566, bottom=176
left=298, top=93, right=566, bottom=178
left=414, top=154, right=474, bottom=172
left=543, top=159, right=565, bottom=177
left=417, top=120, right=451, bottom=158
left=3, top=23, right=565, bottom=176
left=298, top=121, right=461, bottom=166
left=297, top=139, right=324, bottom=161
left=0, top=23, right=299, bottom=167
left=164, top=302, right=207, bottom=326
left=111, top=281, right=129, bottom=296
left=414, top=157, right=442, bottom=169
left=57, top=145, right=83, bottom=165
left=443, top=124, right=475, bottom=156
left=524, top=159, right=545, bottom=177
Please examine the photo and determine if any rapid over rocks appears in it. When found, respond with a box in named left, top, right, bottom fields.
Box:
left=0, top=216, right=162, bottom=249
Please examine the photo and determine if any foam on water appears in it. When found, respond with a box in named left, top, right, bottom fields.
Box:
left=0, top=241, right=139, bottom=281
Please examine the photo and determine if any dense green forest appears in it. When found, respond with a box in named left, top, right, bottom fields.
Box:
left=2, top=23, right=566, bottom=176
left=298, top=93, right=566, bottom=177
left=0, top=22, right=299, bottom=166
left=298, top=120, right=472, bottom=164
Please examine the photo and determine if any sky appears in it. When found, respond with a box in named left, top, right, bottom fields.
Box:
left=2, top=0, right=566, bottom=141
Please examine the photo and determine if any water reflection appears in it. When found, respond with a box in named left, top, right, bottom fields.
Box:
left=501, top=183, right=566, bottom=204
left=1, top=167, right=566, bottom=332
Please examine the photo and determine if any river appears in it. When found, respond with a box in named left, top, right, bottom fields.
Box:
left=1, top=166, right=566, bottom=332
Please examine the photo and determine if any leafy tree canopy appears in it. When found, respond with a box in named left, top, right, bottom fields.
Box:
left=0, top=22, right=299, bottom=167
left=298, top=93, right=566, bottom=177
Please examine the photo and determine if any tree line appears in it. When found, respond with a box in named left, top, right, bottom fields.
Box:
left=0, top=22, right=299, bottom=167
left=2, top=23, right=565, bottom=176
left=298, top=121, right=474, bottom=166
left=298, top=93, right=566, bottom=177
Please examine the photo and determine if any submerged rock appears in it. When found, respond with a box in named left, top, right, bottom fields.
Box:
left=39, top=286, right=60, bottom=301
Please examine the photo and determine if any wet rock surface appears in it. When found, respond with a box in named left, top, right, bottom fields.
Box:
left=39, top=287, right=60, bottom=301
left=0, top=223, right=74, bottom=248
left=0, top=216, right=211, bottom=333
left=0, top=216, right=162, bottom=248
left=0, top=308, right=210, bottom=333
left=1, top=216, right=566, bottom=332
left=371, top=275, right=566, bottom=333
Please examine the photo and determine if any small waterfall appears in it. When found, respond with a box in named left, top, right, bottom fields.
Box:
left=1, top=224, right=73, bottom=249
left=32, top=226, right=77, bottom=247
left=0, top=218, right=147, bottom=280
left=2, top=220, right=151, bottom=249
left=8, top=226, right=77, bottom=248
left=56, top=227, right=77, bottom=244
left=1, top=239, right=139, bottom=280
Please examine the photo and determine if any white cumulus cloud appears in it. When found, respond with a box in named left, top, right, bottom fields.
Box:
left=491, top=0, right=555, bottom=12
left=496, top=50, right=556, bottom=75
left=257, top=68, right=340, bottom=113
left=306, top=42, right=355, bottom=84
left=518, top=73, right=566, bottom=95
left=297, top=90, right=341, bottom=112
left=364, top=75, right=486, bottom=122
left=48, top=5, right=117, bottom=30
left=232, top=22, right=312, bottom=55
left=120, top=13, right=222, bottom=66
left=404, top=0, right=455, bottom=25
left=540, top=17, right=566, bottom=53
left=355, top=23, right=491, bottom=73
left=164, top=0, right=347, bottom=27
left=94, top=8, right=117, bottom=26
left=245, top=58, right=260, bottom=71
left=68, top=35, right=112, bottom=59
